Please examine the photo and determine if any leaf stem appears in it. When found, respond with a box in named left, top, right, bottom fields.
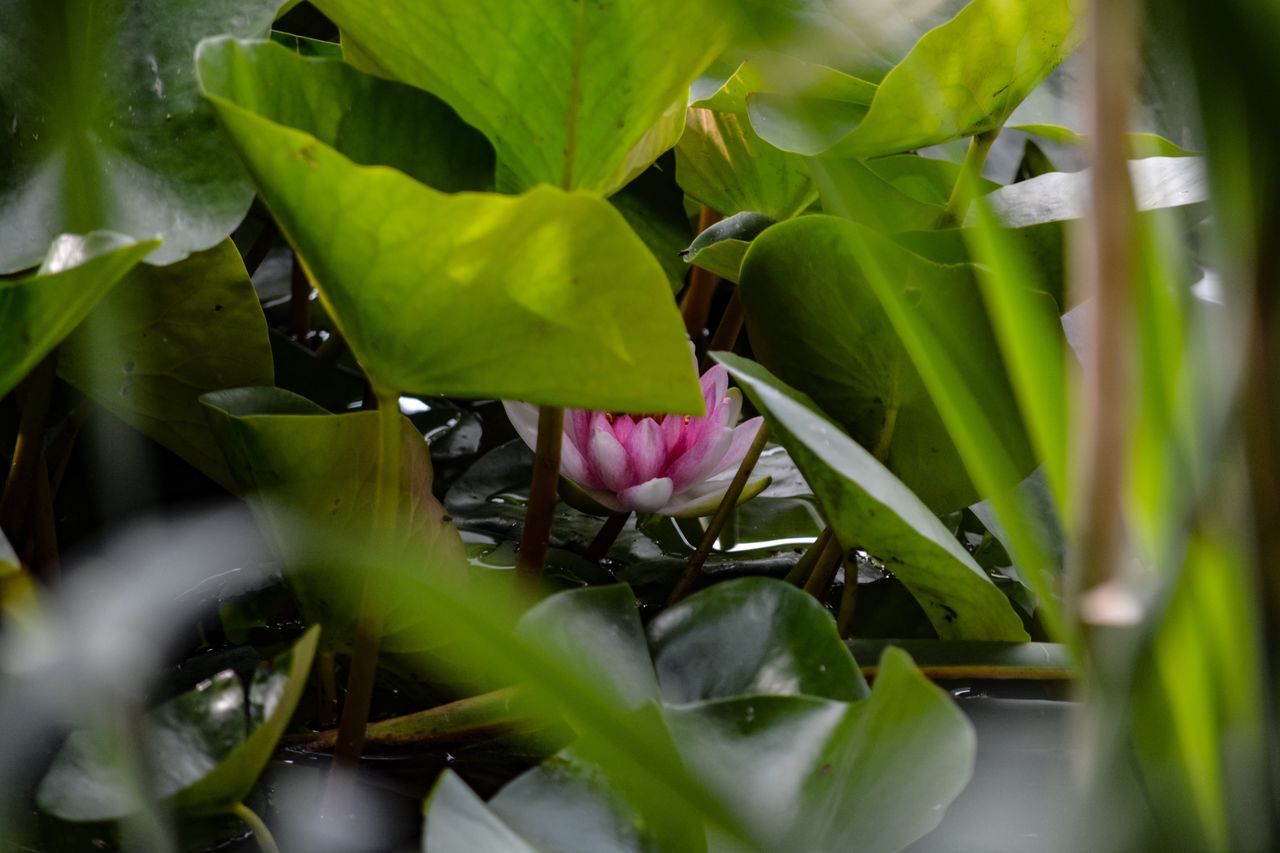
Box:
left=802, top=534, right=845, bottom=599
left=515, top=406, right=565, bottom=591
left=784, top=527, right=833, bottom=586
left=667, top=423, right=771, bottom=605
left=331, top=383, right=401, bottom=771
left=231, top=802, right=280, bottom=853
left=585, top=512, right=630, bottom=562
left=871, top=401, right=899, bottom=464
left=681, top=206, right=723, bottom=338
left=939, top=128, right=1001, bottom=227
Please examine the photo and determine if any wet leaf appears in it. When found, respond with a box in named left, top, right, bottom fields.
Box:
left=37, top=627, right=319, bottom=820
left=197, top=38, right=702, bottom=413
left=0, top=233, right=157, bottom=399
left=0, top=0, right=281, bottom=272
left=315, top=0, right=734, bottom=196
left=718, top=353, right=1029, bottom=641
left=59, top=239, right=274, bottom=490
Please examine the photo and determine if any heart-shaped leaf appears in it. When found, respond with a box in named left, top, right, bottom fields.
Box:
left=738, top=215, right=1039, bottom=512
left=0, top=0, right=281, bottom=272
left=312, top=0, right=735, bottom=196
left=718, top=353, right=1029, bottom=641
left=0, top=233, right=157, bottom=399
left=37, top=626, right=319, bottom=820
left=197, top=38, right=701, bottom=412
left=201, top=387, right=468, bottom=651
left=59, top=239, right=274, bottom=490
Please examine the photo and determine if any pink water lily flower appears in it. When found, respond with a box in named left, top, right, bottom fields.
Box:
left=503, top=364, right=768, bottom=518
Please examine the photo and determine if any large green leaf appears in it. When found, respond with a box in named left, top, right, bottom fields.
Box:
left=738, top=215, right=1038, bottom=512
left=312, top=0, right=734, bottom=196
left=197, top=39, right=701, bottom=412
left=0, top=233, right=157, bottom=399
left=0, top=0, right=281, bottom=272
left=193, top=38, right=493, bottom=192
left=718, top=354, right=1028, bottom=641
left=201, top=387, right=468, bottom=651
left=676, top=108, right=815, bottom=219
left=37, top=627, right=319, bottom=820
left=647, top=577, right=867, bottom=704
left=58, top=239, right=274, bottom=490
left=748, top=0, right=1083, bottom=157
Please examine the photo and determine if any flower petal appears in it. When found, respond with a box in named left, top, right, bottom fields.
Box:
left=611, top=414, right=636, bottom=446
left=560, top=437, right=593, bottom=487
left=664, top=475, right=771, bottom=518
left=569, top=409, right=595, bottom=453
left=625, top=418, right=665, bottom=483
left=588, top=427, right=632, bottom=492
left=618, top=477, right=676, bottom=514
left=711, top=416, right=765, bottom=477
left=502, top=401, right=542, bottom=451
left=668, top=426, right=733, bottom=492
left=700, top=363, right=729, bottom=412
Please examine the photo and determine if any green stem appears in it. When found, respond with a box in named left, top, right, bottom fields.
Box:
left=871, top=402, right=899, bottom=464
left=802, top=535, right=844, bottom=599
left=667, top=424, right=771, bottom=606
left=784, top=527, right=833, bottom=586
left=939, top=128, right=1001, bottom=227
left=331, top=383, right=401, bottom=770
left=515, top=406, right=565, bottom=592
left=585, top=512, right=630, bottom=562
left=231, top=802, right=280, bottom=853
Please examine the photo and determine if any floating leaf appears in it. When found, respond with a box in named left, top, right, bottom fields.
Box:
left=314, top=0, right=734, bottom=195
left=0, top=233, right=156, bottom=399
left=59, top=239, right=274, bottom=490
left=197, top=38, right=701, bottom=412
left=0, top=0, right=281, bottom=272
left=718, top=354, right=1029, bottom=641
left=37, top=627, right=319, bottom=820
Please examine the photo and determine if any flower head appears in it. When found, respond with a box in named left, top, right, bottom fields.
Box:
left=503, top=363, right=767, bottom=517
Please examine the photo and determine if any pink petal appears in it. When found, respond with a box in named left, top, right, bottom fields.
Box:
left=711, top=416, right=765, bottom=477
left=625, top=418, right=665, bottom=483
left=700, top=364, right=729, bottom=412
left=560, top=438, right=594, bottom=488
left=569, top=409, right=594, bottom=453
left=610, top=414, right=636, bottom=446
left=661, top=412, right=685, bottom=456
left=618, top=477, right=675, bottom=514
left=663, top=475, right=771, bottom=518
left=588, top=427, right=632, bottom=492
left=668, top=426, right=733, bottom=492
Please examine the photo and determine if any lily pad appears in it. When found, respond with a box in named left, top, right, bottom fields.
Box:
left=197, top=38, right=702, bottom=413
left=718, top=353, right=1029, bottom=641
left=311, top=0, right=734, bottom=195
left=0, top=0, right=281, bottom=272
left=59, top=239, right=275, bottom=490
left=201, top=387, right=468, bottom=652
left=37, top=626, right=319, bottom=820
left=0, top=233, right=157, bottom=399
left=738, top=215, right=1038, bottom=513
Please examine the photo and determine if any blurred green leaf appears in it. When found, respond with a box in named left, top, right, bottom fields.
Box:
left=37, top=626, right=319, bottom=820
left=313, top=0, right=734, bottom=196
left=610, top=157, right=693, bottom=293
left=808, top=156, right=945, bottom=231
left=197, top=38, right=702, bottom=413
left=1011, top=123, right=1198, bottom=158
left=693, top=55, right=877, bottom=115
left=0, top=0, right=281, bottom=272
left=748, top=0, right=1083, bottom=156
left=648, top=576, right=868, bottom=703
left=738, top=215, right=1038, bottom=513
left=59, top=239, right=274, bottom=490
left=201, top=387, right=468, bottom=651
left=676, top=108, right=816, bottom=219
left=681, top=212, right=776, bottom=283
left=0, top=233, right=157, bottom=399
left=718, top=353, right=1029, bottom=641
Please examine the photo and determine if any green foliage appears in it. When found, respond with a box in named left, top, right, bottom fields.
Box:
left=198, top=37, right=702, bottom=412
left=719, top=354, right=1028, bottom=641
left=59, top=239, right=275, bottom=489
left=313, top=0, right=735, bottom=195
left=0, top=0, right=281, bottom=272
left=681, top=211, right=776, bottom=282
left=37, top=626, right=318, bottom=820
left=0, top=233, right=157, bottom=399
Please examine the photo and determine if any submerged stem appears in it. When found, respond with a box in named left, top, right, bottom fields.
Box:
left=515, top=406, right=565, bottom=591
left=939, top=128, right=1001, bottom=227
left=785, top=527, right=834, bottom=586
left=667, top=423, right=771, bottom=606
left=231, top=802, right=281, bottom=853
left=331, top=383, right=401, bottom=773
left=802, top=535, right=845, bottom=599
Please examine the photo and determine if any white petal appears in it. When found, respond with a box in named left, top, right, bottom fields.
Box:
left=664, top=475, right=772, bottom=518
left=711, top=416, right=765, bottom=477
left=502, top=401, right=542, bottom=451
left=589, top=427, right=632, bottom=492
left=618, top=477, right=675, bottom=514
